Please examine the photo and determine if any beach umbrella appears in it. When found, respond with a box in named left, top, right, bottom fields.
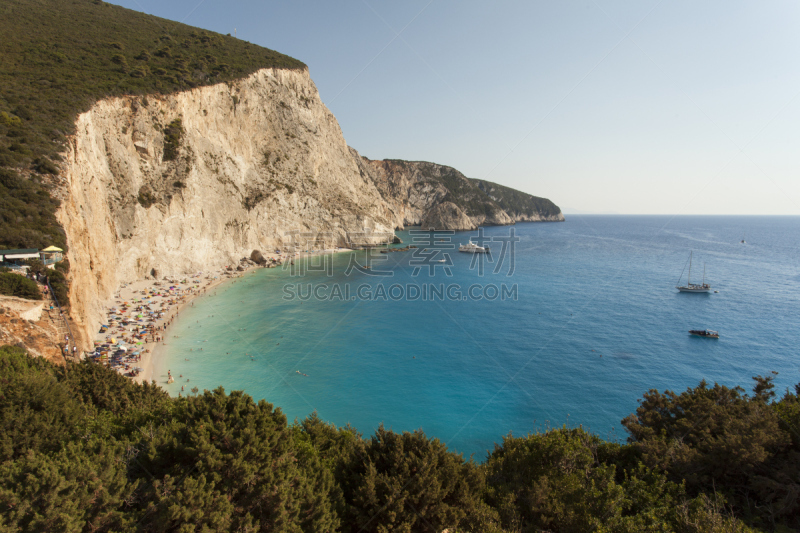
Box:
left=119, top=346, right=128, bottom=351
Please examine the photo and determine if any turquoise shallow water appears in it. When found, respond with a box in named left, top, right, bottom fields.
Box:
left=155, top=216, right=800, bottom=458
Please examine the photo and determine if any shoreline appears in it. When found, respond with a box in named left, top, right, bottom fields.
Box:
left=137, top=271, right=235, bottom=384
left=88, top=248, right=355, bottom=388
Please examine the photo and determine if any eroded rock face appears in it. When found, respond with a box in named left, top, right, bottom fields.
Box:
left=0, top=297, right=63, bottom=363
left=59, top=68, right=399, bottom=344
left=353, top=153, right=558, bottom=230
left=419, top=202, right=477, bottom=231
left=353, top=153, right=449, bottom=227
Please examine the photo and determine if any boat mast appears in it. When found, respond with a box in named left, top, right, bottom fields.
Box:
left=703, top=263, right=706, bottom=286
left=688, top=251, right=692, bottom=286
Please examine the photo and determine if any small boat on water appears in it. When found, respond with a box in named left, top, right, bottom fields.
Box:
left=676, top=251, right=711, bottom=293
left=459, top=240, right=489, bottom=254
left=689, top=329, right=719, bottom=338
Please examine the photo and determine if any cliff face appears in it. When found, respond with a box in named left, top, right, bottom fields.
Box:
left=352, top=153, right=447, bottom=227
left=59, top=68, right=399, bottom=344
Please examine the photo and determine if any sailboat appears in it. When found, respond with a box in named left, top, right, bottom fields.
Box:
left=676, top=251, right=711, bottom=293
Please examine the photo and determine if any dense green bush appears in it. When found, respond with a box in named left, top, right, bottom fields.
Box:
left=162, top=118, right=184, bottom=161
left=484, top=428, right=755, bottom=532
left=26, top=259, right=69, bottom=307
left=0, top=272, right=41, bottom=300
left=33, top=157, right=58, bottom=175
left=622, top=375, right=800, bottom=529
left=0, top=345, right=795, bottom=532
left=0, top=347, right=338, bottom=532
left=340, top=426, right=490, bottom=532
left=0, top=168, right=64, bottom=250
left=55, top=257, right=69, bottom=274
left=49, top=280, right=69, bottom=308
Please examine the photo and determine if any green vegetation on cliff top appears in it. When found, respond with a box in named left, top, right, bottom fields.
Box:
left=0, top=0, right=305, bottom=251
left=471, top=178, right=562, bottom=219
left=2, top=345, right=797, bottom=531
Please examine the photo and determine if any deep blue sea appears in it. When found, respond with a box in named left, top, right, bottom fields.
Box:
left=155, top=216, right=800, bottom=459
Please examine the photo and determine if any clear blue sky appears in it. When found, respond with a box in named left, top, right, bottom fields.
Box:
left=109, top=0, right=800, bottom=215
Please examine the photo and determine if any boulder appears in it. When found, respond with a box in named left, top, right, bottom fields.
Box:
left=133, top=140, right=149, bottom=156
left=250, top=249, right=267, bottom=265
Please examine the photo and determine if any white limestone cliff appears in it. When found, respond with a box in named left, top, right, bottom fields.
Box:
left=58, top=68, right=399, bottom=344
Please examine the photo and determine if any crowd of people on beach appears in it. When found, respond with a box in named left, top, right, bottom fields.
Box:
left=88, top=255, right=285, bottom=380
left=88, top=273, right=216, bottom=377
left=87, top=249, right=337, bottom=383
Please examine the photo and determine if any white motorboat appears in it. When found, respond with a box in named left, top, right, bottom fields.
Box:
left=459, top=240, right=488, bottom=254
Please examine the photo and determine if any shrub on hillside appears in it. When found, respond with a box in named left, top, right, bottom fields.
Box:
left=162, top=118, right=183, bottom=161
left=0, top=168, right=64, bottom=250
left=0, top=346, right=793, bottom=531
left=338, top=425, right=490, bottom=532
left=54, top=258, right=69, bottom=274
left=0, top=272, right=41, bottom=300
left=49, top=281, right=69, bottom=309
left=0, top=112, right=22, bottom=128
left=129, top=66, right=148, bottom=78
left=28, top=260, right=70, bottom=307
left=33, top=157, right=58, bottom=175
left=622, top=375, right=800, bottom=529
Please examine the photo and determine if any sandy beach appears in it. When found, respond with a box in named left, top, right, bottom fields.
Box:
left=135, top=271, right=233, bottom=384
left=88, top=248, right=352, bottom=387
